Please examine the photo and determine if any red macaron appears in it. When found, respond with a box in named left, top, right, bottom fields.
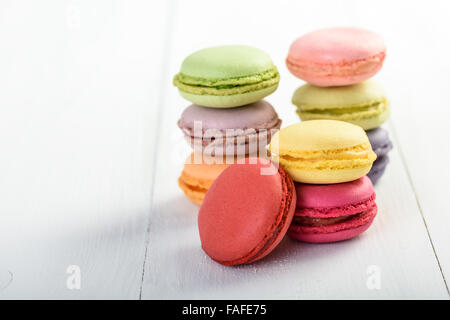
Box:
left=288, top=176, right=377, bottom=243
left=198, top=158, right=296, bottom=266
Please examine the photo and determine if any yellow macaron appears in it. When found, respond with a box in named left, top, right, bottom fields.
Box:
left=269, top=120, right=376, bottom=184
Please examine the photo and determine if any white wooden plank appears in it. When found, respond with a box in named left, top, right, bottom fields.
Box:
left=374, top=0, right=450, bottom=294
left=0, top=0, right=169, bottom=298
left=142, top=131, right=448, bottom=299
left=141, top=0, right=448, bottom=299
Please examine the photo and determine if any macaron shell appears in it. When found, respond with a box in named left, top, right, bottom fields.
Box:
left=292, top=81, right=386, bottom=109
left=292, top=81, right=390, bottom=130
left=180, top=45, right=276, bottom=79
left=296, top=193, right=376, bottom=218
left=288, top=216, right=375, bottom=243
left=344, top=104, right=389, bottom=130
left=178, top=84, right=278, bottom=108
left=178, top=100, right=282, bottom=156
left=295, top=176, right=374, bottom=209
left=178, top=100, right=281, bottom=132
left=245, top=167, right=296, bottom=264
left=289, top=176, right=377, bottom=243
left=178, top=153, right=231, bottom=205
left=270, top=120, right=370, bottom=152
left=174, top=45, right=279, bottom=108
left=288, top=27, right=386, bottom=64
left=289, top=202, right=377, bottom=243
left=178, top=177, right=206, bottom=205
left=184, top=129, right=278, bottom=157
left=288, top=63, right=383, bottom=87
left=368, top=155, right=389, bottom=184
left=269, top=120, right=376, bottom=184
left=366, top=127, right=394, bottom=157
left=366, top=127, right=392, bottom=183
left=198, top=158, right=296, bottom=266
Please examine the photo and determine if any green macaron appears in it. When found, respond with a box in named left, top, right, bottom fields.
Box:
left=173, top=45, right=280, bottom=108
left=292, top=80, right=390, bottom=130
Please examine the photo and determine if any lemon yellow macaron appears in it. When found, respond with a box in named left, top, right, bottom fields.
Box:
left=269, top=120, right=376, bottom=184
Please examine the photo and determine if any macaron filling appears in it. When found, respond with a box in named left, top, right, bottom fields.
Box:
left=178, top=174, right=209, bottom=193
left=291, top=206, right=376, bottom=234
left=181, top=118, right=282, bottom=140
left=294, top=212, right=363, bottom=227
left=291, top=196, right=377, bottom=234
left=178, top=180, right=206, bottom=205
left=178, top=173, right=210, bottom=205
left=178, top=153, right=231, bottom=205
left=296, top=99, right=388, bottom=121
left=183, top=119, right=282, bottom=146
left=296, top=193, right=376, bottom=218
left=286, top=52, right=385, bottom=78
left=173, top=68, right=280, bottom=96
left=275, top=143, right=377, bottom=171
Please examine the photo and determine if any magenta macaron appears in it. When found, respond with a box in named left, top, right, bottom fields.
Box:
left=288, top=176, right=377, bottom=243
left=286, top=27, right=386, bottom=87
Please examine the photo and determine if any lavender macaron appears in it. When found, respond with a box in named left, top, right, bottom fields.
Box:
left=366, top=127, right=393, bottom=184
left=177, top=100, right=282, bottom=156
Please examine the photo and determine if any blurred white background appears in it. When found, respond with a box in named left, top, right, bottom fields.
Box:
left=0, top=0, right=449, bottom=299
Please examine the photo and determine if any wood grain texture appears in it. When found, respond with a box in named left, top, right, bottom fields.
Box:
left=1, top=0, right=450, bottom=299
left=379, top=0, right=450, bottom=293
left=140, top=0, right=449, bottom=299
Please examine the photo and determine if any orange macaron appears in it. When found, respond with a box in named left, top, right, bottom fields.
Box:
left=178, top=153, right=231, bottom=205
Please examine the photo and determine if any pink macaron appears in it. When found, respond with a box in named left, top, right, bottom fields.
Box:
left=286, top=27, right=386, bottom=87
left=288, top=176, right=377, bottom=243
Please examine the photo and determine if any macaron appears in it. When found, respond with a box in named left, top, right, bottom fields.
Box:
left=288, top=176, right=377, bottom=243
left=177, top=100, right=282, bottom=156
left=178, top=153, right=230, bottom=205
left=269, top=120, right=377, bottom=184
left=286, top=27, right=386, bottom=87
left=292, top=80, right=390, bottom=130
left=366, top=127, right=393, bottom=184
left=173, top=45, right=280, bottom=108
left=198, top=158, right=296, bottom=266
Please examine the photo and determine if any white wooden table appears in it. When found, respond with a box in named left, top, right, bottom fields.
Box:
left=1, top=0, right=449, bottom=299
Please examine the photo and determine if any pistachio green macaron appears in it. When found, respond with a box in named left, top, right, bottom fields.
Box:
left=292, top=80, right=390, bottom=130
left=173, top=45, right=280, bottom=108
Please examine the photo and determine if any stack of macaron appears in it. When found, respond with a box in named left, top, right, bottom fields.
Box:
left=198, top=120, right=379, bottom=266
left=286, top=27, right=393, bottom=183
left=268, top=120, right=378, bottom=244
left=174, top=45, right=282, bottom=205
left=175, top=29, right=390, bottom=268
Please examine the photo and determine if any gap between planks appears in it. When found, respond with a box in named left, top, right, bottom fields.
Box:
left=136, top=0, right=450, bottom=299
left=139, top=0, right=179, bottom=299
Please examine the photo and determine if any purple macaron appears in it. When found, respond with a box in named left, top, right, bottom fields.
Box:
left=366, top=127, right=393, bottom=184
left=177, top=100, right=282, bottom=156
